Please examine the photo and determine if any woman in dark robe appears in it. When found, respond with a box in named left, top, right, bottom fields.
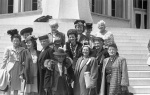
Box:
left=19, top=35, right=40, bottom=95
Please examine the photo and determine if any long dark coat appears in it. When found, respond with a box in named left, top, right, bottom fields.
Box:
left=44, top=57, right=74, bottom=95
left=66, top=42, right=82, bottom=69
left=37, top=46, right=54, bottom=95
left=74, top=57, right=98, bottom=95
left=19, top=49, right=40, bottom=84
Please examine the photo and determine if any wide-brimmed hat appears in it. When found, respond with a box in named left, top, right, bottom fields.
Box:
left=53, top=48, right=66, bottom=56
left=7, top=29, right=18, bottom=36
left=20, top=27, right=33, bottom=35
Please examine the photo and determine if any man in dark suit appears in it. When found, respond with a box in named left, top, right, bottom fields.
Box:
left=20, top=27, right=33, bottom=48
left=37, top=35, right=54, bottom=95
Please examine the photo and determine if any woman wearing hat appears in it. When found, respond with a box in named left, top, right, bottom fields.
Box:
left=74, top=45, right=98, bottom=95
left=44, top=48, right=74, bottom=95
left=20, top=27, right=33, bottom=48
left=91, top=37, right=109, bottom=94
left=19, top=35, right=40, bottom=95
left=66, top=29, right=83, bottom=70
left=83, top=23, right=95, bottom=47
left=100, top=43, right=129, bottom=95
left=1, top=29, right=24, bottom=95
left=74, top=20, right=87, bottom=44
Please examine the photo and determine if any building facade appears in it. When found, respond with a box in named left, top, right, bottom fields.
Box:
left=90, top=0, right=150, bottom=29
left=0, top=0, right=150, bottom=29
left=0, top=0, right=41, bottom=14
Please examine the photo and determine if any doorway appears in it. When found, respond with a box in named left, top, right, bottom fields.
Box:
left=135, top=9, right=147, bottom=29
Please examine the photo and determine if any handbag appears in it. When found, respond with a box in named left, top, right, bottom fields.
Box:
left=84, top=58, right=92, bottom=88
left=0, top=69, right=9, bottom=91
left=147, top=56, right=150, bottom=65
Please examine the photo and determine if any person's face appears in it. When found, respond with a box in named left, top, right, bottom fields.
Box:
left=82, top=46, right=90, bottom=57
left=12, top=38, right=20, bottom=47
left=40, top=39, right=49, bottom=48
left=56, top=55, right=65, bottom=63
left=85, top=28, right=92, bottom=36
left=108, top=47, right=117, bottom=56
left=50, top=25, right=58, bottom=32
left=76, top=25, right=84, bottom=34
left=23, top=33, right=31, bottom=40
left=98, top=23, right=105, bottom=32
left=94, top=40, right=103, bottom=49
left=68, top=34, right=76, bottom=43
left=26, top=40, right=33, bottom=49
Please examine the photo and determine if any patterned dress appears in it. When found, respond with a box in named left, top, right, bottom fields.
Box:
left=100, top=56, right=129, bottom=95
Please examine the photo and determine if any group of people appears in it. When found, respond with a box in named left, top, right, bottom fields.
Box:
left=0, top=19, right=129, bottom=95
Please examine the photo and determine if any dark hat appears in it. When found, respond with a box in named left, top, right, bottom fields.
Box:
left=25, top=35, right=37, bottom=42
left=38, top=35, right=49, bottom=40
left=93, top=37, right=104, bottom=43
left=53, top=48, right=66, bottom=55
left=7, top=29, right=18, bottom=36
left=108, top=43, right=118, bottom=50
left=20, top=27, right=33, bottom=35
left=85, top=23, right=93, bottom=29
left=67, top=29, right=78, bottom=38
left=74, top=20, right=86, bottom=25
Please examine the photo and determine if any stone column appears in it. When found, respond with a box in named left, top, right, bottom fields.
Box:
left=107, top=0, right=111, bottom=16
left=130, top=0, right=135, bottom=28
left=102, top=0, right=105, bottom=15
left=13, top=0, right=19, bottom=13
left=147, top=0, right=150, bottom=29
left=21, top=0, right=24, bottom=12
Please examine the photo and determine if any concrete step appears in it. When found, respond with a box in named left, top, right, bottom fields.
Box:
left=128, top=71, right=150, bottom=78
left=127, top=59, right=147, bottom=65
left=129, top=86, right=150, bottom=94
left=120, top=54, right=147, bottom=59
left=118, top=46, right=147, bottom=50
left=119, top=50, right=148, bottom=54
left=130, top=78, right=150, bottom=86
left=128, top=65, right=150, bottom=71
left=134, top=93, right=150, bottom=95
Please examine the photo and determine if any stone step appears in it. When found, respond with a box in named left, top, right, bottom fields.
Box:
left=119, top=50, right=147, bottom=54
left=128, top=71, right=150, bottom=78
left=120, top=54, right=147, bottom=59
left=134, top=93, right=150, bottom=95
left=128, top=65, right=150, bottom=71
left=129, top=86, right=150, bottom=94
left=130, top=78, right=150, bottom=86
left=118, top=46, right=147, bottom=51
left=127, top=59, right=147, bottom=65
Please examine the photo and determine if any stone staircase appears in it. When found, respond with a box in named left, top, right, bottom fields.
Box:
left=0, top=14, right=150, bottom=95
